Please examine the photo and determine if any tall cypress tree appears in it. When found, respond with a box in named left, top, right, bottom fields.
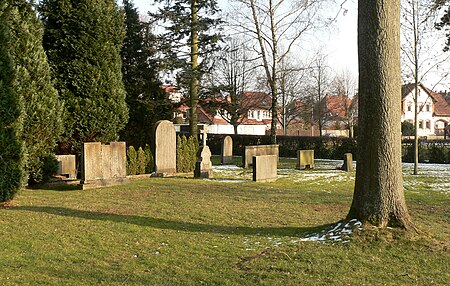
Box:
left=40, top=0, right=128, bottom=152
left=0, top=4, right=26, bottom=202
left=6, top=0, right=64, bottom=184
left=120, top=0, right=173, bottom=148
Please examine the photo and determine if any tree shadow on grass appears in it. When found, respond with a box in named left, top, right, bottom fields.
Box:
left=8, top=205, right=337, bottom=237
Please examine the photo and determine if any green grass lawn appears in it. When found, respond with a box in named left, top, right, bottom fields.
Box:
left=0, top=157, right=448, bottom=285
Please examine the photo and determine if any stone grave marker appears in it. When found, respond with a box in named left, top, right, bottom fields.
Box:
left=252, top=155, right=277, bottom=182
left=342, top=153, right=353, bottom=172
left=80, top=142, right=127, bottom=189
left=297, top=150, right=315, bottom=169
left=55, top=155, right=76, bottom=179
left=154, top=120, right=176, bottom=175
left=243, top=145, right=279, bottom=168
left=221, top=136, right=233, bottom=164
left=195, top=129, right=213, bottom=178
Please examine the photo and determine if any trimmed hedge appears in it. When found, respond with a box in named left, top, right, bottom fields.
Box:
left=205, top=134, right=357, bottom=160
left=205, top=134, right=449, bottom=164
left=402, top=139, right=450, bottom=164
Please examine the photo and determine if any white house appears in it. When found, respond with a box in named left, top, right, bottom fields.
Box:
left=198, top=92, right=273, bottom=135
left=401, top=83, right=450, bottom=137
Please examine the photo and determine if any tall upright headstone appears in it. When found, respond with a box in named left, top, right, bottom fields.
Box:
left=154, top=120, right=176, bottom=175
left=195, top=129, right=213, bottom=178
left=221, top=136, right=233, bottom=164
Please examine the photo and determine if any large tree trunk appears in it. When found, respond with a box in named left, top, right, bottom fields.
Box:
left=189, top=0, right=199, bottom=138
left=347, top=0, right=415, bottom=230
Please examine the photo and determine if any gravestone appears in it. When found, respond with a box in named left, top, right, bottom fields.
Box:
left=253, top=155, right=277, bottom=182
left=243, top=145, right=279, bottom=168
left=221, top=136, right=233, bottom=164
left=55, top=155, right=76, bottom=179
left=297, top=150, right=315, bottom=169
left=154, top=120, right=176, bottom=175
left=80, top=142, right=127, bottom=189
left=194, top=129, right=213, bottom=178
left=342, top=153, right=353, bottom=172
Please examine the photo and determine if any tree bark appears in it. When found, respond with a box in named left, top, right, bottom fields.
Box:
left=189, top=0, right=199, bottom=138
left=347, top=0, right=415, bottom=230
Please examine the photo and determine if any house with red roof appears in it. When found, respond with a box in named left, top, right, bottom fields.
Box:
left=199, top=91, right=273, bottom=135
left=308, top=95, right=357, bottom=137
left=163, top=88, right=274, bottom=135
left=401, top=83, right=450, bottom=137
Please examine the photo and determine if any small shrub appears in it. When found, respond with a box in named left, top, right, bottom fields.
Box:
left=28, top=153, right=59, bottom=185
left=136, top=147, right=147, bottom=174
left=428, top=144, right=449, bottom=164
left=176, top=135, right=184, bottom=172
left=187, top=135, right=199, bottom=172
left=401, top=121, right=415, bottom=136
left=144, top=144, right=154, bottom=173
left=126, top=146, right=138, bottom=175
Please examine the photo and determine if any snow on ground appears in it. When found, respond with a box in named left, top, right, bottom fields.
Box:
left=299, top=219, right=363, bottom=244
left=213, top=159, right=449, bottom=192
left=402, top=162, right=450, bottom=194
left=212, top=159, right=448, bottom=247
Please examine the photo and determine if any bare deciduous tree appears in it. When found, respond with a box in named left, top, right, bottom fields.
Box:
left=307, top=53, right=331, bottom=136
left=330, top=69, right=357, bottom=137
left=231, top=0, right=326, bottom=143
left=204, top=38, right=257, bottom=134
left=278, top=56, right=310, bottom=135
left=401, top=0, right=450, bottom=175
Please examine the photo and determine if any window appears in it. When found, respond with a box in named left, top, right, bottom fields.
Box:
left=419, top=120, right=423, bottom=129
left=407, top=104, right=412, bottom=112
left=257, top=111, right=261, bottom=120
left=425, top=120, right=430, bottom=129
left=426, top=104, right=431, bottom=112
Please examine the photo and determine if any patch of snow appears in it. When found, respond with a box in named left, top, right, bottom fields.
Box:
left=204, top=178, right=249, bottom=183
left=300, top=219, right=362, bottom=243
left=213, top=165, right=241, bottom=171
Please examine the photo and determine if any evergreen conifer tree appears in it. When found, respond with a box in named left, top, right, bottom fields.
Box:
left=0, top=4, right=26, bottom=202
left=120, top=0, right=173, bottom=148
left=435, top=1, right=450, bottom=51
left=151, top=0, right=222, bottom=137
left=6, top=0, right=64, bottom=184
left=40, top=0, right=128, bottom=152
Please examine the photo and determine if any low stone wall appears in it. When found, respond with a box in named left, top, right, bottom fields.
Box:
left=297, top=150, right=315, bottom=169
left=243, top=144, right=279, bottom=168
left=252, top=155, right=278, bottom=182
left=80, top=142, right=127, bottom=190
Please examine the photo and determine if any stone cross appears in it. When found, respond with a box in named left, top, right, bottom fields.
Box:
left=200, top=129, right=208, bottom=146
